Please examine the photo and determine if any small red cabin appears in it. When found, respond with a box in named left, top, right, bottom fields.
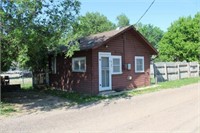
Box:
left=48, top=25, right=157, bottom=95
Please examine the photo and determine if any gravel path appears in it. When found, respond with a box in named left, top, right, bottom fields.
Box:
left=1, top=83, right=200, bottom=133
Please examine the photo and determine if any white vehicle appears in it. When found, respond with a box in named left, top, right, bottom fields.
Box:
left=1, top=70, right=23, bottom=79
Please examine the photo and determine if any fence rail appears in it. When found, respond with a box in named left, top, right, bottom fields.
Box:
left=150, top=62, right=199, bottom=83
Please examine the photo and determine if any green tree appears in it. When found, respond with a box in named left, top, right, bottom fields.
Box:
left=72, top=12, right=116, bottom=37
left=116, top=13, right=130, bottom=27
left=135, top=23, right=164, bottom=49
left=158, top=13, right=200, bottom=62
left=0, top=0, right=80, bottom=71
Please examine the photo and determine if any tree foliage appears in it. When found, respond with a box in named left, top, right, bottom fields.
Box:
left=0, top=0, right=80, bottom=71
left=135, top=23, right=164, bottom=49
left=116, top=13, right=130, bottom=27
left=158, top=13, right=200, bottom=62
left=72, top=12, right=116, bottom=37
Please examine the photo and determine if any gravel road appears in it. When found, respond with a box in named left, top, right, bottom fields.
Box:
left=1, top=83, right=200, bottom=133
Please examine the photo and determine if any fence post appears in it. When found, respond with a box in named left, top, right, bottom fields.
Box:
left=199, top=63, right=200, bottom=76
left=197, top=63, right=199, bottom=77
left=164, top=62, right=168, bottom=81
left=177, top=62, right=180, bottom=80
left=153, top=63, right=158, bottom=84
left=45, top=65, right=49, bottom=85
left=187, top=62, right=191, bottom=78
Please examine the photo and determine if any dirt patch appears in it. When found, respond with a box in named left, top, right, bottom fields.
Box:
left=1, top=90, right=72, bottom=116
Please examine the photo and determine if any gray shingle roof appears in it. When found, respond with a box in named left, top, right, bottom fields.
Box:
left=78, top=26, right=131, bottom=50
left=56, top=25, right=157, bottom=55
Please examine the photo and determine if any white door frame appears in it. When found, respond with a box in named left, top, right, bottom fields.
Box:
left=98, top=52, right=112, bottom=91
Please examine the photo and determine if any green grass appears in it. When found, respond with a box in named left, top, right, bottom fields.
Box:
left=9, top=77, right=33, bottom=89
left=127, top=77, right=200, bottom=96
left=0, top=102, right=17, bottom=116
left=21, top=83, right=33, bottom=90
left=43, top=89, right=107, bottom=104
left=44, top=77, right=200, bottom=105
left=150, top=76, right=156, bottom=84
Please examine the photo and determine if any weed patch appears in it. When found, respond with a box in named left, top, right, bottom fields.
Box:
left=0, top=102, right=17, bottom=116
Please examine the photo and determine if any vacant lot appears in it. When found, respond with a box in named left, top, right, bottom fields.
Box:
left=0, top=83, right=200, bottom=132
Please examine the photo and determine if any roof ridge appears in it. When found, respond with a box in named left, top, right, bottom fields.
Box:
left=88, top=25, right=132, bottom=37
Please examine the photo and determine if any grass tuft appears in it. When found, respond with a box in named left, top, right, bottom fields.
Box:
left=0, top=102, right=17, bottom=116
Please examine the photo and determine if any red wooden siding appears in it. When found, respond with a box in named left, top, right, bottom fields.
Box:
left=49, top=29, right=153, bottom=95
left=49, top=50, right=94, bottom=94
left=92, top=30, right=151, bottom=94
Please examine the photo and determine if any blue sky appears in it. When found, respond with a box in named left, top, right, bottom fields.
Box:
left=79, top=0, right=199, bottom=31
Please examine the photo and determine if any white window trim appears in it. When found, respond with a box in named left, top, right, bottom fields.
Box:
left=112, top=55, right=122, bottom=74
left=72, top=57, right=86, bottom=72
left=135, top=56, right=144, bottom=73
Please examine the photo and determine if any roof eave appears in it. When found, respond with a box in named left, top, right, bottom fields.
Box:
left=83, top=25, right=158, bottom=55
left=133, top=27, right=158, bottom=55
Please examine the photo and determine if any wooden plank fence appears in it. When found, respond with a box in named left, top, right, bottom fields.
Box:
left=150, top=62, right=200, bottom=83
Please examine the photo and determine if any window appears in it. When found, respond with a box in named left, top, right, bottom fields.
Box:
left=72, top=57, right=86, bottom=72
left=112, top=56, right=122, bottom=74
left=135, top=56, right=144, bottom=73
left=51, top=56, right=56, bottom=74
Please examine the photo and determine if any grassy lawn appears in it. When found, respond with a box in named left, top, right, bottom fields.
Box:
left=44, top=77, right=200, bottom=104
left=0, top=102, right=17, bottom=116
left=126, top=77, right=200, bottom=96
left=21, top=83, right=32, bottom=89
left=10, top=77, right=32, bottom=89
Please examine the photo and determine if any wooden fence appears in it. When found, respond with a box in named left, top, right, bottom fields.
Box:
left=32, top=72, right=49, bottom=88
left=150, top=62, right=200, bottom=83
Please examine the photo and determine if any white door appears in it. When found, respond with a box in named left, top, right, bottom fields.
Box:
left=99, top=52, right=112, bottom=91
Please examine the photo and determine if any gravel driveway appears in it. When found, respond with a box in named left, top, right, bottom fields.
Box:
left=0, top=83, right=200, bottom=133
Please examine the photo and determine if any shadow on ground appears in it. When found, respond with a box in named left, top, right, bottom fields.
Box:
left=1, top=89, right=132, bottom=114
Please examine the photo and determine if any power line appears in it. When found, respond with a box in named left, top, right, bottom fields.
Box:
left=135, top=0, right=155, bottom=25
